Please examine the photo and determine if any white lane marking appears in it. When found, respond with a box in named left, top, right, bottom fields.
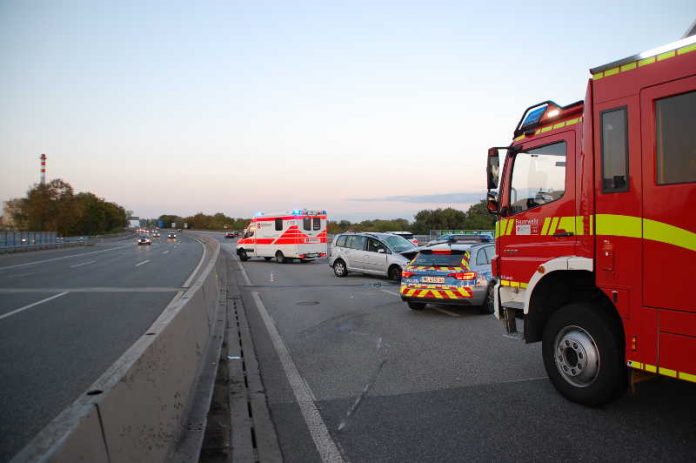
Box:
left=251, top=292, right=344, bottom=463
left=235, top=259, right=252, bottom=285
left=182, top=239, right=207, bottom=288
left=270, top=272, right=274, bottom=283
left=135, top=259, right=150, bottom=267
left=69, top=260, right=96, bottom=269
left=0, top=291, right=70, bottom=321
left=0, top=245, right=129, bottom=271
left=162, top=250, right=170, bottom=255
left=380, top=289, right=399, bottom=297
left=434, top=307, right=461, bottom=317
left=6, top=272, right=34, bottom=279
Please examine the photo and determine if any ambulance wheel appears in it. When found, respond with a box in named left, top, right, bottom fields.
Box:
left=388, top=265, right=402, bottom=281
left=333, top=259, right=348, bottom=277
left=264, top=257, right=272, bottom=261
left=542, top=302, right=626, bottom=406
left=238, top=250, right=249, bottom=262
left=480, top=283, right=495, bottom=315
left=408, top=302, right=425, bottom=311
left=275, top=251, right=287, bottom=264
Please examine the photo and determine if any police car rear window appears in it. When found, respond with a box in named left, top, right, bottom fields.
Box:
left=412, top=253, right=464, bottom=267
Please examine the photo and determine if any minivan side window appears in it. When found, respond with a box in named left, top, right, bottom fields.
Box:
left=336, top=235, right=347, bottom=247
left=367, top=238, right=387, bottom=253
left=476, top=249, right=487, bottom=265
left=346, top=235, right=366, bottom=250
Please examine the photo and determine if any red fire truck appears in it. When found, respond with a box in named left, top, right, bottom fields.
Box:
left=485, top=34, right=696, bottom=405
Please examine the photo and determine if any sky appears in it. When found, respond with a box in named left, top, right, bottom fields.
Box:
left=1, top=1, right=694, bottom=222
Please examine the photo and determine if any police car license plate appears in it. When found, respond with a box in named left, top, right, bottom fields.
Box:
left=421, top=276, right=445, bottom=284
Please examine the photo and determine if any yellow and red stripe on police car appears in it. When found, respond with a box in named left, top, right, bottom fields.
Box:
left=400, top=286, right=472, bottom=299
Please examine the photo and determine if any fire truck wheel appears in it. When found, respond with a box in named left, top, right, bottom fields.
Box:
left=480, top=283, right=495, bottom=314
left=388, top=265, right=402, bottom=281
left=275, top=251, right=287, bottom=263
left=542, top=302, right=626, bottom=406
left=407, top=302, right=425, bottom=311
left=238, top=250, right=249, bottom=262
left=264, top=257, right=272, bottom=261
left=333, top=259, right=348, bottom=277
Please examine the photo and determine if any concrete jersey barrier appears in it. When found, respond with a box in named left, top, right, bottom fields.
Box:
left=11, top=235, right=224, bottom=463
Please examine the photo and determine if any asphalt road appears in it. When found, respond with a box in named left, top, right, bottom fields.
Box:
left=0, top=233, right=204, bottom=461
left=224, top=240, right=696, bottom=463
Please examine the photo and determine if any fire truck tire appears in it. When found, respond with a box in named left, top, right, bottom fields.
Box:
left=407, top=302, right=425, bottom=311
left=275, top=251, right=287, bottom=264
left=542, top=302, right=626, bottom=406
left=264, top=257, right=272, bottom=261
left=333, top=259, right=348, bottom=277
left=480, top=283, right=495, bottom=314
left=388, top=265, right=402, bottom=281
left=238, top=250, right=249, bottom=262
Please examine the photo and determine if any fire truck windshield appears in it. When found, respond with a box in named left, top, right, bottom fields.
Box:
left=509, top=141, right=566, bottom=214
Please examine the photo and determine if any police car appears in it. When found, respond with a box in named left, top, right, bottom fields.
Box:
left=400, top=242, right=495, bottom=313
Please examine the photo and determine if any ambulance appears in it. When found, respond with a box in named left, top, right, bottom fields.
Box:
left=236, top=209, right=328, bottom=263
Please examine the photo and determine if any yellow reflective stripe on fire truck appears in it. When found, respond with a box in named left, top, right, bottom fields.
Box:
left=643, top=219, right=696, bottom=253
left=593, top=42, right=696, bottom=80
left=627, top=360, right=696, bottom=383
left=500, top=279, right=528, bottom=289
left=513, top=117, right=582, bottom=142
left=595, top=214, right=642, bottom=239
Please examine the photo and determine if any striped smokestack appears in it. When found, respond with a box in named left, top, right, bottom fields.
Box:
left=40, top=153, right=46, bottom=185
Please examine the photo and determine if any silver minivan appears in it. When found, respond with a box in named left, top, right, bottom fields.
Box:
left=329, top=232, right=418, bottom=280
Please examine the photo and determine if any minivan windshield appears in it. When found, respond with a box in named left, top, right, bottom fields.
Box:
left=383, top=235, right=415, bottom=253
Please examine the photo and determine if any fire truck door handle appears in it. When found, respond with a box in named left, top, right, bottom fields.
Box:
left=553, top=231, right=574, bottom=237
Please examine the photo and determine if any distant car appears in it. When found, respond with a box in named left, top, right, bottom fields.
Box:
left=168, top=233, right=176, bottom=239
left=225, top=232, right=237, bottom=239
left=426, top=233, right=493, bottom=246
left=137, top=236, right=151, bottom=246
left=387, top=231, right=419, bottom=246
left=329, top=232, right=418, bottom=281
left=153, top=232, right=161, bottom=238
left=400, top=242, right=495, bottom=313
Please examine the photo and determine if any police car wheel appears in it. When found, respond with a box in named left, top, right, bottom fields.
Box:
left=333, top=260, right=347, bottom=277
left=408, top=302, right=425, bottom=310
left=542, top=302, right=626, bottom=406
left=480, top=283, right=495, bottom=314
left=239, top=250, right=249, bottom=262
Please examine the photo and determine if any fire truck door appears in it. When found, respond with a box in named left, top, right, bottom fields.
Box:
left=640, top=77, right=696, bottom=312
left=498, top=134, right=576, bottom=286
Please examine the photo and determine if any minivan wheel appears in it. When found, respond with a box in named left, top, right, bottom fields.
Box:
left=275, top=251, right=287, bottom=264
left=333, top=259, right=348, bottom=277
left=238, top=250, right=249, bottom=262
left=388, top=265, right=402, bottom=281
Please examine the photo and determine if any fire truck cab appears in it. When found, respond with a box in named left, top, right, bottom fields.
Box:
left=236, top=209, right=328, bottom=263
left=486, top=34, right=696, bottom=405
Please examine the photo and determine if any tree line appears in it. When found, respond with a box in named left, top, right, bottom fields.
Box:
left=5, top=179, right=128, bottom=236
left=161, top=200, right=495, bottom=235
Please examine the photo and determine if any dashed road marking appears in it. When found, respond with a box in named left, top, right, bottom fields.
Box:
left=162, top=250, right=170, bottom=255
left=70, top=260, right=96, bottom=268
left=0, top=291, right=70, bottom=321
left=135, top=259, right=150, bottom=267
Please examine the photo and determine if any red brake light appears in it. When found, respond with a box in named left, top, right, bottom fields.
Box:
left=447, top=271, right=477, bottom=281
left=402, top=270, right=415, bottom=278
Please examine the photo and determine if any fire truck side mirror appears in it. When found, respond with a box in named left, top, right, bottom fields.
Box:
left=487, top=148, right=500, bottom=190
left=486, top=192, right=500, bottom=215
